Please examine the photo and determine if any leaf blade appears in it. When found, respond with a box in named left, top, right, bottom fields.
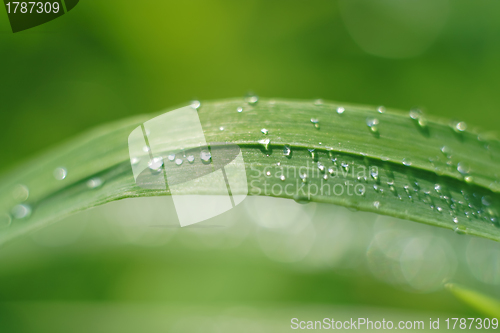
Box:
left=0, top=98, right=499, bottom=244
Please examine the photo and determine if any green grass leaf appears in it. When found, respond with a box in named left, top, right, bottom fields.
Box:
left=0, top=98, right=499, bottom=245
left=446, top=283, right=500, bottom=318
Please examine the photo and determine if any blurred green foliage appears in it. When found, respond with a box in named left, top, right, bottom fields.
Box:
left=1, top=0, right=500, bottom=174
left=1, top=1, right=499, bottom=331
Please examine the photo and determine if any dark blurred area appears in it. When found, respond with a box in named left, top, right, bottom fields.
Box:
left=1, top=0, right=499, bottom=174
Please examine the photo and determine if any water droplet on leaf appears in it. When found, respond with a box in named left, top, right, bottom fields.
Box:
left=452, top=121, right=467, bottom=132
left=283, top=145, right=291, bottom=156
left=190, top=100, right=201, bottom=110
left=258, top=139, right=270, bottom=150
left=409, top=108, right=422, bottom=120
left=402, top=158, right=412, bottom=166
left=300, top=173, right=308, bottom=183
left=53, top=167, right=67, bottom=180
left=457, top=162, right=470, bottom=175
left=200, top=150, right=212, bottom=163
left=246, top=95, right=259, bottom=105
left=366, top=118, right=379, bottom=134
left=310, top=118, right=320, bottom=129
left=341, top=162, right=350, bottom=173
left=148, top=157, right=164, bottom=172
left=308, top=148, right=315, bottom=159
left=12, top=204, right=31, bottom=219
left=12, top=184, right=29, bottom=202
left=454, top=224, right=467, bottom=235
left=87, top=178, right=103, bottom=189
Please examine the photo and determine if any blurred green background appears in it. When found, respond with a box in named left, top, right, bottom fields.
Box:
left=1, top=0, right=500, bottom=331
left=2, top=0, right=500, bottom=173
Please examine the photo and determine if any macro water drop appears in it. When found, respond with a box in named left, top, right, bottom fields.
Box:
left=454, top=224, right=467, bottom=235
left=283, top=145, right=291, bottom=157
left=11, top=204, right=31, bottom=219
left=148, top=157, right=164, bottom=173
left=300, top=172, right=307, bottom=183
left=308, top=148, right=315, bottom=159
left=258, top=138, right=270, bottom=151
left=451, top=120, right=467, bottom=133
left=310, top=118, right=320, bottom=129
left=464, top=176, right=474, bottom=183
left=457, top=162, right=470, bottom=175
left=53, top=167, right=67, bottom=180
left=12, top=184, right=29, bottom=202
left=409, top=108, right=422, bottom=120
left=387, top=180, right=396, bottom=193
left=482, top=196, right=491, bottom=206
left=87, top=178, right=103, bottom=189
left=366, top=118, right=379, bottom=134
left=200, top=150, right=212, bottom=163
left=440, top=146, right=452, bottom=158
left=246, top=94, right=259, bottom=105
left=190, top=100, right=201, bottom=110
left=341, top=162, right=349, bottom=173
